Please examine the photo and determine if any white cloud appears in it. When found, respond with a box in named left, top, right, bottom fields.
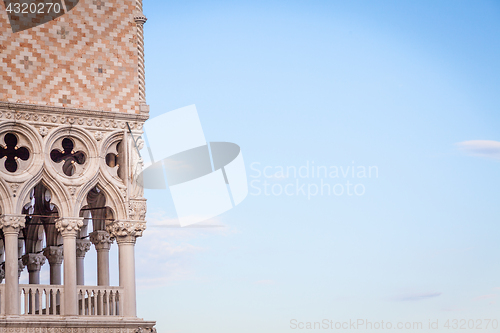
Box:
left=457, top=140, right=500, bottom=160
left=392, top=292, right=442, bottom=302
left=135, top=211, right=237, bottom=288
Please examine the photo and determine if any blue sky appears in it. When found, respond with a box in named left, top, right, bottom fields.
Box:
left=132, top=1, right=500, bottom=332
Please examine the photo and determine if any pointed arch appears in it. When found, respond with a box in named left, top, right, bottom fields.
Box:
left=74, top=172, right=127, bottom=221
left=15, top=170, right=71, bottom=217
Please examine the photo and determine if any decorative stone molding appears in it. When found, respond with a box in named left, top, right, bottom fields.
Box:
left=135, top=327, right=157, bottom=333
left=107, top=220, right=146, bottom=240
left=8, top=182, right=20, bottom=196
left=55, top=217, right=83, bottom=235
left=89, top=230, right=114, bottom=251
left=0, top=110, right=145, bottom=138
left=39, top=126, right=49, bottom=137
left=0, top=214, right=26, bottom=232
left=21, top=253, right=46, bottom=272
left=43, top=246, right=64, bottom=265
left=128, top=199, right=147, bottom=221
left=0, top=101, right=149, bottom=123
left=95, top=131, right=104, bottom=141
left=0, top=319, right=157, bottom=332
left=76, top=239, right=92, bottom=258
left=69, top=186, right=78, bottom=196
left=134, top=13, right=147, bottom=104
left=134, top=16, right=147, bottom=25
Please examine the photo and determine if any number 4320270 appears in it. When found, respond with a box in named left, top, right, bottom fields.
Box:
left=5, top=2, right=62, bottom=14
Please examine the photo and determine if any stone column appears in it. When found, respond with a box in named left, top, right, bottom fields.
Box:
left=107, top=220, right=146, bottom=317
left=43, top=246, right=64, bottom=285
left=22, top=253, right=46, bottom=313
left=0, top=215, right=25, bottom=315
left=43, top=246, right=64, bottom=313
left=21, top=253, right=46, bottom=284
left=55, top=217, right=83, bottom=316
left=89, top=230, right=114, bottom=286
left=76, top=239, right=91, bottom=285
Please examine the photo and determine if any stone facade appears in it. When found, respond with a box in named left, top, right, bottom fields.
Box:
left=0, top=0, right=155, bottom=331
left=0, top=0, right=147, bottom=114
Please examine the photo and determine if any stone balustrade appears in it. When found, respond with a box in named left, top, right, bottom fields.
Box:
left=20, top=284, right=64, bottom=315
left=78, top=286, right=123, bottom=316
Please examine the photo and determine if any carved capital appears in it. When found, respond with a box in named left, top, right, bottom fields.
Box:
left=128, top=199, right=147, bottom=221
left=89, top=230, right=114, bottom=251
left=76, top=239, right=92, bottom=258
left=55, top=217, right=83, bottom=236
left=21, top=253, right=46, bottom=272
left=107, top=220, right=146, bottom=241
left=43, top=246, right=64, bottom=265
left=0, top=215, right=26, bottom=234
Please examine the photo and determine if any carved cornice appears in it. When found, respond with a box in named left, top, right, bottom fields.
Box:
left=55, top=217, right=83, bottom=236
left=107, top=220, right=146, bottom=241
left=43, top=246, right=64, bottom=265
left=0, top=101, right=149, bottom=122
left=76, top=239, right=92, bottom=258
left=22, top=253, right=46, bottom=272
left=0, top=214, right=26, bottom=233
left=89, top=230, right=114, bottom=251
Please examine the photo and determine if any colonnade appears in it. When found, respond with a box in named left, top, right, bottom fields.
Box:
left=0, top=214, right=140, bottom=317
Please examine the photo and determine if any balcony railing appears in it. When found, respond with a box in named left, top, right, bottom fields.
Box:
left=6, top=284, right=124, bottom=316
left=78, top=286, right=123, bottom=316
left=20, top=285, right=64, bottom=315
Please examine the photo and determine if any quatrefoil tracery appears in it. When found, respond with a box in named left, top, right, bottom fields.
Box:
left=105, top=141, right=124, bottom=180
left=50, top=138, right=86, bottom=176
left=0, top=133, right=30, bottom=173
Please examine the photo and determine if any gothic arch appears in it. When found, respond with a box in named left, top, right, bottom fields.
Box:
left=16, top=171, right=70, bottom=218
left=75, top=175, right=125, bottom=222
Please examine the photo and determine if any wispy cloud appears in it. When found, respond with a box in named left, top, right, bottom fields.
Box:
left=136, top=211, right=237, bottom=288
left=392, top=292, right=442, bottom=302
left=457, top=140, right=500, bottom=160
left=473, top=294, right=497, bottom=301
